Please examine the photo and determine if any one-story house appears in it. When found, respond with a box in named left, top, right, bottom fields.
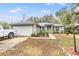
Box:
left=11, top=22, right=64, bottom=36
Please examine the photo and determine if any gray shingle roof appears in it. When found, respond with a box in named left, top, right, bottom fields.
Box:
left=11, top=22, right=64, bottom=27
left=11, top=22, right=35, bottom=26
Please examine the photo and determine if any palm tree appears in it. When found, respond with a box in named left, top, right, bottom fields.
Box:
left=56, top=7, right=72, bottom=34
left=66, top=3, right=79, bottom=52
left=71, top=3, right=79, bottom=11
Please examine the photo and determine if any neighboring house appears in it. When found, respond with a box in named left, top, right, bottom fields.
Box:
left=11, top=22, right=64, bottom=36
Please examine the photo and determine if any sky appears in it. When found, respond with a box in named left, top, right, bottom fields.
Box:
left=0, top=3, right=71, bottom=23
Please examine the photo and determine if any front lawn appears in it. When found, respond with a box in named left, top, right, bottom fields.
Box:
left=0, top=34, right=79, bottom=56
left=54, top=34, right=79, bottom=48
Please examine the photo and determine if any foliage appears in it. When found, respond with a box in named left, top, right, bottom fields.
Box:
left=71, top=3, right=79, bottom=11
left=31, top=32, right=37, bottom=37
left=70, top=3, right=79, bottom=34
left=27, top=16, right=40, bottom=23
left=56, top=7, right=72, bottom=34
left=55, top=4, right=79, bottom=34
left=31, top=30, right=49, bottom=37
left=40, top=14, right=55, bottom=23
left=27, top=4, right=79, bottom=34
left=27, top=14, right=57, bottom=23
left=0, top=22, right=10, bottom=29
left=44, top=29, right=49, bottom=36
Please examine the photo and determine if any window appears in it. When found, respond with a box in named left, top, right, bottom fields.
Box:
left=55, top=27, right=59, bottom=33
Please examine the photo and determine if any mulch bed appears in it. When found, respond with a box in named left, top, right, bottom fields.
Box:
left=63, top=47, right=79, bottom=56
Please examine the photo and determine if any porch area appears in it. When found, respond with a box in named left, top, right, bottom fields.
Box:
left=36, top=23, right=53, bottom=33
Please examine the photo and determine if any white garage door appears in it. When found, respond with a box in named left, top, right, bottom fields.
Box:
left=13, top=26, right=33, bottom=36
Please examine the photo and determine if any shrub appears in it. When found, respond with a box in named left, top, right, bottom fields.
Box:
left=31, top=32, right=37, bottom=37
left=31, top=29, right=49, bottom=37
left=0, top=21, right=10, bottom=29
left=37, top=31, right=44, bottom=37
left=44, top=30, right=49, bottom=36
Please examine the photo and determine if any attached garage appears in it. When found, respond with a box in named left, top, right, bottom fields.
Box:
left=11, top=22, right=35, bottom=36
left=11, top=22, right=64, bottom=36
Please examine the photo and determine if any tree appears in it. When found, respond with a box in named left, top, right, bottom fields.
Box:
left=63, top=3, right=79, bottom=34
left=56, top=7, right=72, bottom=34
left=0, top=22, right=10, bottom=29
left=33, top=17, right=40, bottom=23
left=69, top=3, right=79, bottom=34
left=71, top=3, right=79, bottom=11
left=27, top=16, right=34, bottom=22
left=71, top=3, right=79, bottom=23
left=27, top=14, right=57, bottom=23
left=40, top=14, right=56, bottom=23
left=69, top=3, right=79, bottom=52
left=27, top=16, right=40, bottom=23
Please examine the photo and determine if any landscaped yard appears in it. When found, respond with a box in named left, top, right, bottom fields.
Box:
left=0, top=34, right=79, bottom=56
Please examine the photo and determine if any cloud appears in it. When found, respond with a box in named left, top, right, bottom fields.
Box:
left=45, top=3, right=67, bottom=6
left=41, top=9, right=51, bottom=14
left=8, top=8, right=23, bottom=13
left=58, top=3, right=67, bottom=6
left=45, top=3, right=53, bottom=6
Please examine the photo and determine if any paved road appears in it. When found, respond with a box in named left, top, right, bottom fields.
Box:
left=0, top=37, right=28, bottom=53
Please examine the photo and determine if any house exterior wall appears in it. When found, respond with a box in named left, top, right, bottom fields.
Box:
left=53, top=26, right=64, bottom=33
left=13, top=26, right=33, bottom=36
left=11, top=23, right=64, bottom=36
left=33, top=25, right=37, bottom=32
left=36, top=25, right=54, bottom=33
left=36, top=26, right=41, bottom=32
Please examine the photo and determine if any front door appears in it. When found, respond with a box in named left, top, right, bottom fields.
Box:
left=47, top=26, right=51, bottom=33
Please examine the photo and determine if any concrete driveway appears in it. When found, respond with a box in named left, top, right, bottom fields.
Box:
left=0, top=37, right=28, bottom=53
